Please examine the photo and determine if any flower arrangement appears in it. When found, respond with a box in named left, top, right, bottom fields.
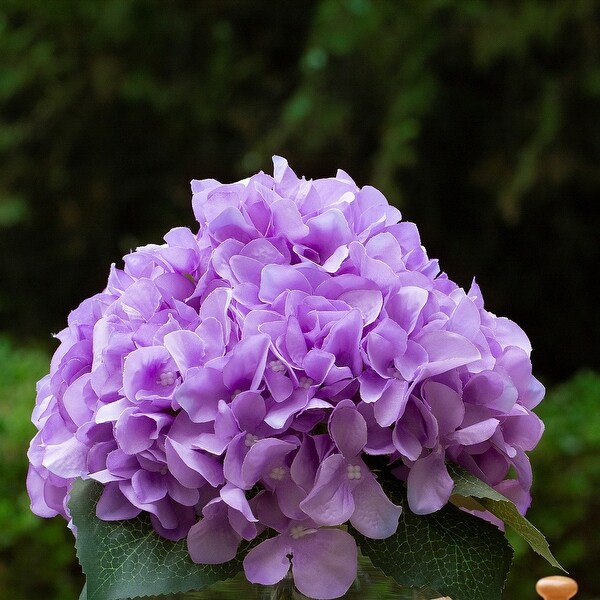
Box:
left=27, top=158, right=560, bottom=600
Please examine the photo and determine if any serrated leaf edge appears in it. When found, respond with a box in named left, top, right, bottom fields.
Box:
left=448, top=463, right=565, bottom=572
left=70, top=479, right=246, bottom=600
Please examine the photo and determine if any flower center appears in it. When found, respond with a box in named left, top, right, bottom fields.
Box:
left=245, top=433, right=259, bottom=447
left=299, top=376, right=313, bottom=389
left=157, top=371, right=175, bottom=386
left=231, top=388, right=242, bottom=400
left=269, top=360, right=286, bottom=373
left=290, top=525, right=306, bottom=539
left=289, top=525, right=316, bottom=539
left=347, top=464, right=362, bottom=480
left=387, top=367, right=404, bottom=380
left=269, top=466, right=287, bottom=481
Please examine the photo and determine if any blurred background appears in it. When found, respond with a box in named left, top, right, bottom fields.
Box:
left=0, top=1, right=599, bottom=598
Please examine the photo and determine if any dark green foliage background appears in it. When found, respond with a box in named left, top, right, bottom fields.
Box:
left=1, top=0, right=599, bottom=380
left=1, top=1, right=599, bottom=599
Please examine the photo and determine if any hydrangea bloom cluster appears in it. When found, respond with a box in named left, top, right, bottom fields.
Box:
left=27, top=157, right=544, bottom=599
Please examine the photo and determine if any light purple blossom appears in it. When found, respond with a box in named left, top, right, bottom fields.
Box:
left=244, top=523, right=357, bottom=600
left=300, top=400, right=401, bottom=539
left=27, top=157, right=544, bottom=599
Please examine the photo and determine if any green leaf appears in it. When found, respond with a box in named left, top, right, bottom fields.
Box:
left=79, top=583, right=87, bottom=600
left=353, top=474, right=513, bottom=600
left=447, top=463, right=564, bottom=571
left=69, top=479, right=247, bottom=600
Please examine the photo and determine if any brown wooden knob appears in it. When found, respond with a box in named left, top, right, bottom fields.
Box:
left=536, top=576, right=578, bottom=600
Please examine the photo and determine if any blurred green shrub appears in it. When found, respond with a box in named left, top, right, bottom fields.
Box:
left=505, top=371, right=600, bottom=600
left=0, top=336, right=83, bottom=600
left=0, top=336, right=47, bottom=548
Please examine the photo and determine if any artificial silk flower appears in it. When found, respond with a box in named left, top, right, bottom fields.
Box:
left=27, top=157, right=544, bottom=599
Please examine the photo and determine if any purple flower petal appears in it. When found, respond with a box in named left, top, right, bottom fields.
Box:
left=241, top=438, right=298, bottom=489
left=115, top=410, right=169, bottom=455
left=255, top=490, right=292, bottom=532
left=283, top=316, right=308, bottom=366
left=358, top=370, right=388, bottom=404
left=271, top=197, right=310, bottom=241
left=463, top=371, right=518, bottom=413
left=167, top=478, right=200, bottom=507
left=264, top=390, right=310, bottom=430
left=154, top=272, right=195, bottom=303
left=223, top=334, right=270, bottom=391
left=300, top=454, right=354, bottom=526
left=265, top=367, right=294, bottom=402
left=131, top=469, right=168, bottom=504
left=175, top=367, right=226, bottom=423
left=321, top=309, right=363, bottom=376
left=163, top=330, right=206, bottom=374
left=292, top=528, right=358, bottom=600
left=122, top=345, right=177, bottom=402
left=188, top=502, right=242, bottom=564
left=329, top=400, right=367, bottom=459
left=223, top=432, right=248, bottom=489
left=304, top=209, right=353, bottom=266
left=118, top=279, right=162, bottom=321
left=407, top=450, right=454, bottom=514
left=243, top=534, right=291, bottom=586
left=165, top=437, right=224, bottom=488
left=374, top=379, right=409, bottom=427
left=41, top=437, right=88, bottom=479
left=289, top=436, right=321, bottom=491
left=302, top=349, right=335, bottom=385
left=448, top=418, right=499, bottom=446
left=350, top=471, right=401, bottom=538
left=220, top=483, right=257, bottom=523
left=502, top=407, right=544, bottom=451
left=365, top=332, right=397, bottom=378
left=387, top=286, right=429, bottom=335
left=337, top=289, right=383, bottom=326
left=96, top=481, right=142, bottom=521
left=259, top=265, right=312, bottom=303
left=274, top=478, right=308, bottom=521
left=231, top=391, right=266, bottom=431
left=106, top=449, right=138, bottom=478
left=60, top=374, right=93, bottom=427
left=416, top=330, right=481, bottom=380
left=422, top=381, right=464, bottom=436
left=198, top=287, right=233, bottom=341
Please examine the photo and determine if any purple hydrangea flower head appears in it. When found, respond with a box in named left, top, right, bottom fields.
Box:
left=27, top=157, right=545, bottom=598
